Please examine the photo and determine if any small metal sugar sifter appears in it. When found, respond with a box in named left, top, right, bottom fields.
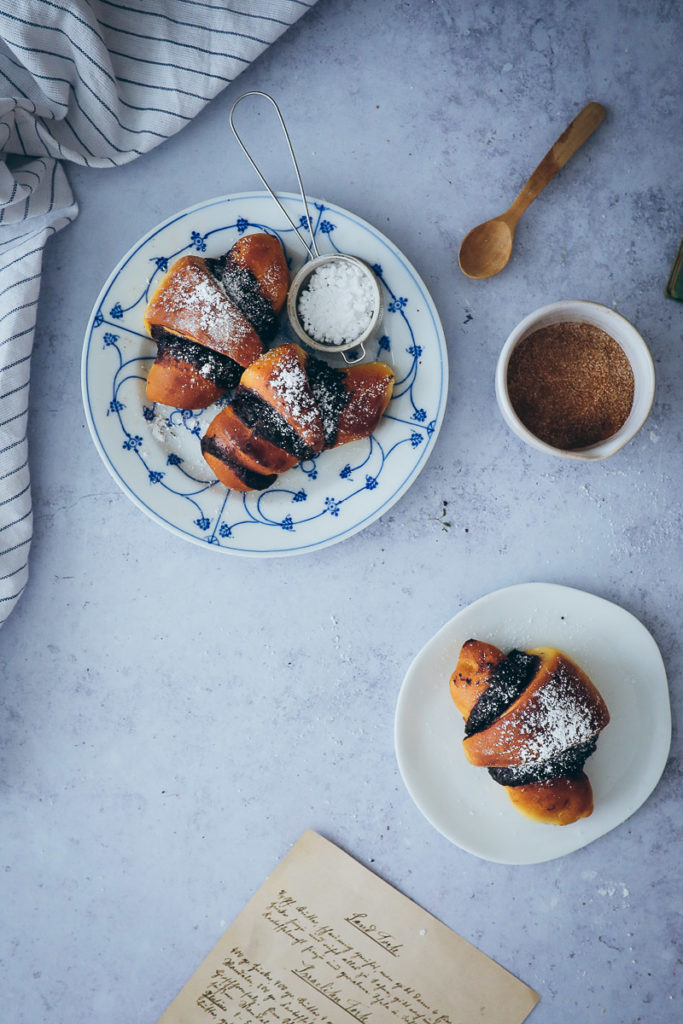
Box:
left=230, top=91, right=383, bottom=364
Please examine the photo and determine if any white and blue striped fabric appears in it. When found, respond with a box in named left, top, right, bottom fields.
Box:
left=0, top=0, right=316, bottom=626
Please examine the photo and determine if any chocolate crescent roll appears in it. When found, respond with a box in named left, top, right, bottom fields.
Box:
left=201, top=343, right=394, bottom=493
left=450, top=640, right=610, bottom=825
left=143, top=233, right=289, bottom=409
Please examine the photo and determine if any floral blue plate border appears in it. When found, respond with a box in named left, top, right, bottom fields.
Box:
left=81, top=192, right=448, bottom=556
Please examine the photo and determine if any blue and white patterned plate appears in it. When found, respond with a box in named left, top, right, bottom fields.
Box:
left=81, top=192, right=448, bottom=555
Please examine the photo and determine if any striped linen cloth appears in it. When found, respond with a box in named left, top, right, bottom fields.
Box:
left=0, top=0, right=316, bottom=626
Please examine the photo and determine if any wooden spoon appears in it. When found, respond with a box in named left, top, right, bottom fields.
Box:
left=458, top=101, right=606, bottom=279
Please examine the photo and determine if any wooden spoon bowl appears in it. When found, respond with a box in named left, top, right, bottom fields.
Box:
left=459, top=102, right=606, bottom=279
left=459, top=217, right=516, bottom=280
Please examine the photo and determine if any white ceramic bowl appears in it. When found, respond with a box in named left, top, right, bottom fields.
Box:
left=495, top=300, right=656, bottom=460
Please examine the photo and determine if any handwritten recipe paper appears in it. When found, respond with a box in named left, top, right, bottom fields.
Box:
left=157, top=830, right=539, bottom=1024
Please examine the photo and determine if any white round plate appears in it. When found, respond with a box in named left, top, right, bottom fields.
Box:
left=81, top=192, right=447, bottom=555
left=395, top=582, right=671, bottom=864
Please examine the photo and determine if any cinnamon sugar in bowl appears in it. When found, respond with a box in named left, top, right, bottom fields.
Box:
left=495, top=301, right=655, bottom=460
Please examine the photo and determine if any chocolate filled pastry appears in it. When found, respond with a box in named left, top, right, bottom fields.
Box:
left=201, top=342, right=394, bottom=492
left=143, top=233, right=289, bottom=408
left=450, top=640, right=610, bottom=825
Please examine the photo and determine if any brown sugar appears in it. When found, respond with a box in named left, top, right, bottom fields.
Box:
left=506, top=321, right=635, bottom=450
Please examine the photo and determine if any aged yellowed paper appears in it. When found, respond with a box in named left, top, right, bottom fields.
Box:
left=158, top=830, right=539, bottom=1024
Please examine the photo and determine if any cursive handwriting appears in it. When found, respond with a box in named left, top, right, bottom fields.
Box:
left=191, top=891, right=455, bottom=1024
left=344, top=914, right=403, bottom=957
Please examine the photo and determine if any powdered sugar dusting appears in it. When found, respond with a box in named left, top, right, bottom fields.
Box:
left=341, top=374, right=391, bottom=433
left=145, top=406, right=217, bottom=480
left=496, top=664, right=604, bottom=764
left=298, top=260, right=377, bottom=345
left=269, top=350, right=320, bottom=430
left=155, top=261, right=253, bottom=349
left=256, top=259, right=282, bottom=301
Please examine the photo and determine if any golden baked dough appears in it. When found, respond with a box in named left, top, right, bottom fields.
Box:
left=333, top=362, right=395, bottom=447
left=450, top=640, right=609, bottom=825
left=240, top=343, right=325, bottom=456
left=201, top=343, right=395, bottom=492
left=144, top=255, right=264, bottom=368
left=143, top=233, right=289, bottom=409
left=506, top=775, right=594, bottom=825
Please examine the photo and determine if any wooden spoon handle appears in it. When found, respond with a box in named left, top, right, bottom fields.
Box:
left=507, top=101, right=606, bottom=222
